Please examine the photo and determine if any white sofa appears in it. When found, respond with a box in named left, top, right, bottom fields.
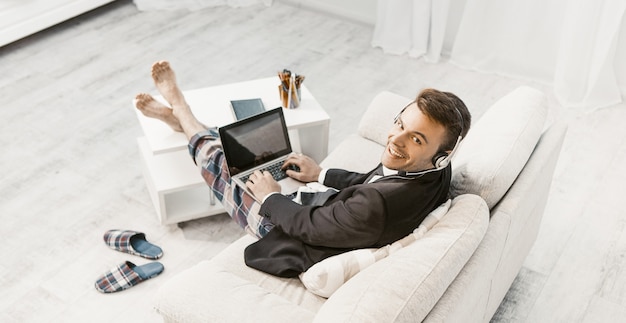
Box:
left=153, top=87, right=567, bottom=322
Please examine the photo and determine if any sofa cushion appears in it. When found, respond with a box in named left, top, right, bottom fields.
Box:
left=313, top=194, right=489, bottom=322
left=153, top=260, right=316, bottom=323
left=299, top=199, right=451, bottom=298
left=357, top=91, right=413, bottom=146
left=209, top=235, right=327, bottom=313
left=450, top=86, right=548, bottom=209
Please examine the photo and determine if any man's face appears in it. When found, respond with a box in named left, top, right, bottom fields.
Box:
left=381, top=103, right=448, bottom=172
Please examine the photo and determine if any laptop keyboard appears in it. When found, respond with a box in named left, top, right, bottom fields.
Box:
left=240, top=161, right=289, bottom=183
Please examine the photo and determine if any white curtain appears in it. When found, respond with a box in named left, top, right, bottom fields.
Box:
left=373, top=0, right=626, bottom=110
left=133, top=0, right=272, bottom=11
left=372, top=0, right=451, bottom=63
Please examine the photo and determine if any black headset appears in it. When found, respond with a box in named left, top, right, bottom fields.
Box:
left=393, top=100, right=465, bottom=176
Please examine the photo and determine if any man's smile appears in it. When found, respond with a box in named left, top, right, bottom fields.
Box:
left=387, top=145, right=407, bottom=159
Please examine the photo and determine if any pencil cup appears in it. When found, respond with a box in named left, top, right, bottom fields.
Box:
left=278, top=69, right=304, bottom=109
left=279, top=85, right=301, bottom=109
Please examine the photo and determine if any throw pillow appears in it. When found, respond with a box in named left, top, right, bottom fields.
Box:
left=299, top=199, right=451, bottom=298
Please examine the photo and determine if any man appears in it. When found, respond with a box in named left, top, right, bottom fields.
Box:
left=135, top=61, right=471, bottom=277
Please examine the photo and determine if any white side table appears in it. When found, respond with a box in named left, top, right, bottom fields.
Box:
left=134, top=77, right=330, bottom=224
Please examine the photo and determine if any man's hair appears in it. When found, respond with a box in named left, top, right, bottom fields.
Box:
left=415, top=88, right=471, bottom=152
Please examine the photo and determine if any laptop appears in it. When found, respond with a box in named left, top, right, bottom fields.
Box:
left=219, top=107, right=304, bottom=200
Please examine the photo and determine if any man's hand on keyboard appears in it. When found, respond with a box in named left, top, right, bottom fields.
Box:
left=282, top=153, right=321, bottom=183
left=246, top=170, right=281, bottom=201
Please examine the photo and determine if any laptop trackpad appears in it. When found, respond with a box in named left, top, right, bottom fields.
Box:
left=280, top=177, right=305, bottom=195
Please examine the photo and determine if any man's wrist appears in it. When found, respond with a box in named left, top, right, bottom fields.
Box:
left=317, top=168, right=329, bottom=184
left=261, top=192, right=281, bottom=204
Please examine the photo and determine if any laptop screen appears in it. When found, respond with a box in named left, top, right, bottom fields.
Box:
left=219, top=107, right=292, bottom=176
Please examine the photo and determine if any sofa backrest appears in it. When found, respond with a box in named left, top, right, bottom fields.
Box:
left=482, top=120, right=567, bottom=318
left=423, top=121, right=567, bottom=323
left=450, top=86, right=548, bottom=209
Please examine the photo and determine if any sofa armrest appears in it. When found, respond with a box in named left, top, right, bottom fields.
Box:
left=313, top=194, right=489, bottom=323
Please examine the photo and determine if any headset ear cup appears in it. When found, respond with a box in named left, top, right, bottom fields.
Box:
left=433, top=152, right=449, bottom=169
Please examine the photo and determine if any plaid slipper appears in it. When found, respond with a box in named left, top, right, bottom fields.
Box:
left=103, top=229, right=163, bottom=260
left=95, top=261, right=164, bottom=293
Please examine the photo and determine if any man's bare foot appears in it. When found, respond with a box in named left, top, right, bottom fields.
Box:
left=148, top=60, right=208, bottom=139
left=151, top=61, right=190, bottom=118
left=134, top=93, right=183, bottom=132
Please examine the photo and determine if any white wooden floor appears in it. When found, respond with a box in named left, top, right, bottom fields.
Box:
left=1, top=1, right=625, bottom=322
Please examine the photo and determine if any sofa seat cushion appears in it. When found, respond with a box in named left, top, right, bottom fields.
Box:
left=153, top=259, right=317, bottom=323
left=209, top=235, right=327, bottom=312
left=313, top=194, right=489, bottom=323
left=450, top=86, right=548, bottom=209
left=154, top=235, right=327, bottom=322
